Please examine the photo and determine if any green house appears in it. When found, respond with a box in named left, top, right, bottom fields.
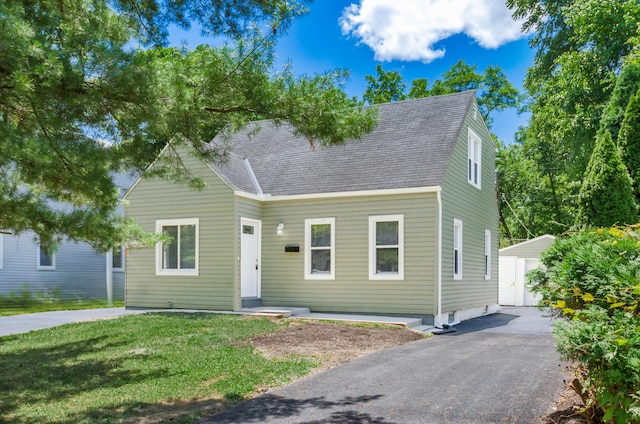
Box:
left=124, top=91, right=498, bottom=326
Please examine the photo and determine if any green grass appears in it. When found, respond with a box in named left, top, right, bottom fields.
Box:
left=0, top=285, right=125, bottom=316
left=0, top=299, right=125, bottom=316
left=0, top=313, right=314, bottom=423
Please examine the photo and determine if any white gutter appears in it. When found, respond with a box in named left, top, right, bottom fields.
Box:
left=235, top=185, right=441, bottom=202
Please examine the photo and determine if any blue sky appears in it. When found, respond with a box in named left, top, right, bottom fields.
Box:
left=171, top=1, right=535, bottom=143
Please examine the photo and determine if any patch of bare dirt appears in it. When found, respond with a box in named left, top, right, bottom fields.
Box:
left=249, top=319, right=426, bottom=373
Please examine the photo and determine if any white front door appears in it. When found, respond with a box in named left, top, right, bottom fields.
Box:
left=241, top=218, right=261, bottom=298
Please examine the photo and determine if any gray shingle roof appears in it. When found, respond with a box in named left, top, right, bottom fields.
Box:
left=210, top=91, right=475, bottom=196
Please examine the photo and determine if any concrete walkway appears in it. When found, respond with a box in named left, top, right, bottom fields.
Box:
left=200, top=307, right=568, bottom=424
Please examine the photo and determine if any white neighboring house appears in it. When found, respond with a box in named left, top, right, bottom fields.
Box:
left=0, top=173, right=135, bottom=301
left=498, top=235, right=556, bottom=306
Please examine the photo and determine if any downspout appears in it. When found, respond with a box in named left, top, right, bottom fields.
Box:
left=435, top=189, right=443, bottom=328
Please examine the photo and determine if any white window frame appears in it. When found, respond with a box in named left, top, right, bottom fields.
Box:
left=156, top=218, right=199, bottom=276
left=304, top=217, right=335, bottom=280
left=112, top=245, right=125, bottom=272
left=37, top=244, right=56, bottom=270
left=468, top=128, right=481, bottom=189
left=484, top=229, right=491, bottom=280
left=453, top=219, right=463, bottom=280
left=369, top=214, right=404, bottom=280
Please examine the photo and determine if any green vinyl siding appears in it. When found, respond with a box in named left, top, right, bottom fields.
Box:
left=125, top=146, right=236, bottom=310
left=440, top=104, right=499, bottom=313
left=260, top=192, right=438, bottom=316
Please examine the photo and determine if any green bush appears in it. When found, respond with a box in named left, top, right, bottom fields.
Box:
left=531, top=225, right=640, bottom=423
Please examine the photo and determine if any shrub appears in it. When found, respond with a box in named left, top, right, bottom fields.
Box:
left=531, top=225, right=640, bottom=423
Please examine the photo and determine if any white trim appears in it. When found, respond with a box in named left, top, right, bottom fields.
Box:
left=241, top=217, right=262, bottom=296
left=242, top=158, right=264, bottom=196
left=304, top=217, right=335, bottom=280
left=467, top=128, right=481, bottom=189
left=0, top=233, right=3, bottom=269
left=235, top=186, right=441, bottom=202
left=37, top=244, right=56, bottom=270
left=369, top=214, right=404, bottom=280
left=499, top=234, right=556, bottom=254
left=122, top=143, right=172, bottom=200
left=453, top=219, right=463, bottom=280
left=484, top=229, right=491, bottom=280
left=156, top=218, right=199, bottom=276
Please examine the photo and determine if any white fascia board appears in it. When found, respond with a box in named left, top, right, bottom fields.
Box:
left=235, top=186, right=442, bottom=202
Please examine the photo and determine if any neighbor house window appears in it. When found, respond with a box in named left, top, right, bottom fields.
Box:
left=37, top=244, right=55, bottom=270
left=156, top=218, right=199, bottom=276
left=468, top=128, right=481, bottom=188
left=453, top=219, right=463, bottom=279
left=484, top=229, right=491, bottom=280
left=305, top=218, right=335, bottom=280
left=369, top=215, right=404, bottom=280
left=112, top=245, right=125, bottom=272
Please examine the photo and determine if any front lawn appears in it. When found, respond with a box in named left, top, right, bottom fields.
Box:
left=0, top=313, right=315, bottom=423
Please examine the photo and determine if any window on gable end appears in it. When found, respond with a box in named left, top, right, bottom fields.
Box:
left=156, top=218, right=199, bottom=276
left=468, top=128, right=481, bottom=188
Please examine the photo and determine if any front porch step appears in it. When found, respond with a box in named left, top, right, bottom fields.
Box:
left=249, top=309, right=292, bottom=318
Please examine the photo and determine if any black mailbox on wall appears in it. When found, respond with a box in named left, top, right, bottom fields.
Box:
left=284, top=245, right=300, bottom=253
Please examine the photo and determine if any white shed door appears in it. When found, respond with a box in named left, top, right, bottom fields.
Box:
left=241, top=219, right=260, bottom=298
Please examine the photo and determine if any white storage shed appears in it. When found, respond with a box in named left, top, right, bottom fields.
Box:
left=499, top=235, right=556, bottom=306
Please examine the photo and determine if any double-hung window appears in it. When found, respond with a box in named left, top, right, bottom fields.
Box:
left=484, top=229, right=491, bottom=280
left=37, top=244, right=55, bottom=270
left=305, top=218, right=335, bottom=280
left=453, top=219, right=463, bottom=279
left=156, top=218, right=199, bottom=276
left=369, top=215, right=404, bottom=280
left=468, top=128, right=481, bottom=188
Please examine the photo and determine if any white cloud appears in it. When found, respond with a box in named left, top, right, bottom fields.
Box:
left=339, top=0, right=527, bottom=63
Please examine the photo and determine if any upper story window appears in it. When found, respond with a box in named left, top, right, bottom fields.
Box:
left=484, top=229, right=491, bottom=280
left=37, top=244, right=56, bottom=270
left=453, top=219, right=463, bottom=280
left=369, top=215, right=404, bottom=280
left=156, top=218, right=199, bottom=276
left=305, top=218, right=335, bottom=280
left=468, top=128, right=481, bottom=189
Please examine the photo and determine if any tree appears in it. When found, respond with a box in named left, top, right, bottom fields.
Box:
left=498, top=0, right=640, bottom=244
left=362, top=61, right=521, bottom=130
left=362, top=65, right=407, bottom=104
left=0, top=0, right=377, bottom=249
left=600, top=63, right=640, bottom=142
left=576, top=130, right=637, bottom=227
left=618, top=87, right=640, bottom=201
left=408, top=78, right=429, bottom=99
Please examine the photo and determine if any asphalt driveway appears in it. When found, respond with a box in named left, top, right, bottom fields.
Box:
left=200, top=307, right=569, bottom=424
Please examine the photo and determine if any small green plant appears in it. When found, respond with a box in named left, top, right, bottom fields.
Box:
left=531, top=225, right=640, bottom=423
